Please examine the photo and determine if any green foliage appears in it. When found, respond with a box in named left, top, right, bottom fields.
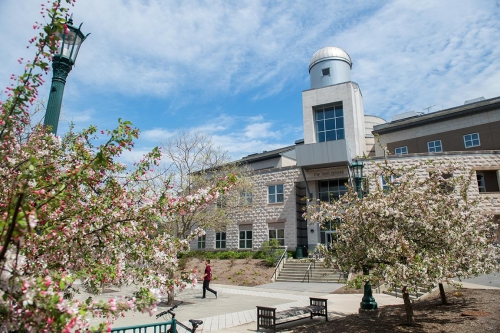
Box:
left=260, top=239, right=284, bottom=267
left=347, top=276, right=364, bottom=290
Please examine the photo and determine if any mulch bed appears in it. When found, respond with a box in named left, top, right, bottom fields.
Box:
left=291, top=289, right=500, bottom=332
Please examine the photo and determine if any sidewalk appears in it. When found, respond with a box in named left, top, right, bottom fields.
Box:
left=75, top=279, right=499, bottom=333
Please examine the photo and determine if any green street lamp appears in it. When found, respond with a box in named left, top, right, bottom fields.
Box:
left=350, top=160, right=379, bottom=317
left=351, top=159, right=364, bottom=198
left=44, top=15, right=89, bottom=135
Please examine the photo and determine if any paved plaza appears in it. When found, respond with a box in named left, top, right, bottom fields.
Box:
left=73, top=277, right=500, bottom=333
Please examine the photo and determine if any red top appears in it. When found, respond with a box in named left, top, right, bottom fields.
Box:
left=204, top=265, right=211, bottom=281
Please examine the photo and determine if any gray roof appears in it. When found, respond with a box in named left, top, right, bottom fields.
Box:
left=372, top=96, right=500, bottom=135
left=240, top=145, right=297, bottom=163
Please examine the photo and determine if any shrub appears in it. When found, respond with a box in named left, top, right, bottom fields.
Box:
left=260, top=239, right=284, bottom=267
left=252, top=251, right=265, bottom=259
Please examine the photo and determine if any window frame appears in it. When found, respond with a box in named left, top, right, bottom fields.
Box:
left=318, top=179, right=348, bottom=203
left=427, top=140, right=442, bottom=153
left=464, top=133, right=480, bottom=148
left=269, top=228, right=285, bottom=246
left=239, top=230, right=253, bottom=249
left=215, top=232, right=226, bottom=249
left=240, top=191, right=253, bottom=206
left=394, top=146, right=408, bottom=155
left=268, top=184, right=284, bottom=204
left=315, top=103, right=344, bottom=143
left=197, top=235, right=206, bottom=249
left=380, top=174, right=400, bottom=191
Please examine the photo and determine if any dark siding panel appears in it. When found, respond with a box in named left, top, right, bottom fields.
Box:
left=386, top=121, right=500, bottom=153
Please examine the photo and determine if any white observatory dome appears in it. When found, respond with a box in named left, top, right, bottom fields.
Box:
left=309, top=46, right=352, bottom=72
left=308, top=46, right=352, bottom=89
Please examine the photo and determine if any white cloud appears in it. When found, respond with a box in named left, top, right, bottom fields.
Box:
left=141, top=128, right=174, bottom=142
left=244, top=122, right=277, bottom=139
left=1, top=0, right=499, bottom=161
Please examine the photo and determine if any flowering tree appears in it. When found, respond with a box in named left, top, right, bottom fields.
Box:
left=0, top=1, right=237, bottom=332
left=305, top=160, right=499, bottom=325
left=155, top=129, right=253, bottom=239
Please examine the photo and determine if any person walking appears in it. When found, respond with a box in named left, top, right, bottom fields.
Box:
left=202, top=260, right=218, bottom=299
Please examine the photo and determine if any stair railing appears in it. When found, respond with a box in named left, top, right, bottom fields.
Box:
left=302, top=262, right=312, bottom=283
left=271, top=246, right=288, bottom=282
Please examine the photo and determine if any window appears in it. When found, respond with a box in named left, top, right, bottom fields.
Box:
left=320, top=219, right=341, bottom=246
left=197, top=235, right=206, bottom=249
left=216, top=232, right=226, bottom=249
left=240, top=191, right=253, bottom=206
left=318, top=179, right=348, bottom=202
left=315, top=103, right=344, bottom=142
left=476, top=170, right=500, bottom=193
left=476, top=173, right=486, bottom=193
left=464, top=133, right=480, bottom=148
left=269, top=229, right=285, bottom=246
left=380, top=174, right=400, bottom=191
left=216, top=195, right=227, bottom=208
left=268, top=184, right=284, bottom=203
left=239, top=230, right=252, bottom=249
left=427, top=140, right=442, bottom=153
left=394, top=146, right=408, bottom=155
left=321, top=67, right=330, bottom=76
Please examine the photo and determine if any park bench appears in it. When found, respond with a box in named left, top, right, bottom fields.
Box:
left=256, top=297, right=328, bottom=332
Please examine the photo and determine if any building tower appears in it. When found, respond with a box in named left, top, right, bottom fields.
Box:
left=295, top=46, right=367, bottom=249
left=297, top=46, right=366, bottom=164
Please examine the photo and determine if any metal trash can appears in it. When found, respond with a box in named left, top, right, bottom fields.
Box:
left=296, top=246, right=303, bottom=259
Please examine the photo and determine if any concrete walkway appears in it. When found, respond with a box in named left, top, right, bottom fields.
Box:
left=75, top=278, right=499, bottom=333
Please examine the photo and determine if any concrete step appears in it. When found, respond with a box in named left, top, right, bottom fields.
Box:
left=276, top=276, right=345, bottom=283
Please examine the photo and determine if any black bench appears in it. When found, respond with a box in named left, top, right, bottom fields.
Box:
left=256, top=297, right=328, bottom=332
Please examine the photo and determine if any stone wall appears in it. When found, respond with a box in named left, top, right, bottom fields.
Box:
left=192, top=166, right=302, bottom=251
left=364, top=152, right=500, bottom=214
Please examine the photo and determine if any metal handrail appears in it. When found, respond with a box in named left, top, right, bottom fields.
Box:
left=302, top=262, right=312, bottom=283
left=271, top=246, right=288, bottom=281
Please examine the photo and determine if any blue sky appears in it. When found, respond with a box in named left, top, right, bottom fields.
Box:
left=1, top=0, right=499, bottom=162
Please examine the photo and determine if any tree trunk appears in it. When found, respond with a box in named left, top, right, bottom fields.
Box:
left=167, top=271, right=175, bottom=305
left=402, top=286, right=416, bottom=326
left=438, top=283, right=447, bottom=305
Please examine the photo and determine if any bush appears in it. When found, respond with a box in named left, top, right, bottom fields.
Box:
left=236, top=251, right=253, bottom=259
left=260, top=239, right=284, bottom=267
left=252, top=251, right=265, bottom=259
left=217, top=251, right=238, bottom=260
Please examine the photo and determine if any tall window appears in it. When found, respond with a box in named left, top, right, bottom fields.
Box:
left=269, top=229, right=285, bottom=246
left=320, top=219, right=341, bottom=246
left=240, top=191, right=253, bottom=206
left=464, top=133, right=480, bottom=148
left=268, top=184, right=284, bottom=203
left=427, top=140, right=442, bottom=153
left=394, top=146, right=408, bottom=155
left=216, top=195, right=227, bottom=208
left=477, top=173, right=486, bottom=192
left=239, top=230, right=252, bottom=249
left=216, top=232, right=226, bottom=249
left=315, top=103, right=344, bottom=142
left=318, top=179, right=347, bottom=202
left=197, top=235, right=206, bottom=249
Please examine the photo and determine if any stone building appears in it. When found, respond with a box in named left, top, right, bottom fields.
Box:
left=192, top=46, right=500, bottom=252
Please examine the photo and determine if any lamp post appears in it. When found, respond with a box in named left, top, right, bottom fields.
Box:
left=351, top=159, right=364, bottom=198
left=350, top=160, right=379, bottom=317
left=44, top=15, right=89, bottom=135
